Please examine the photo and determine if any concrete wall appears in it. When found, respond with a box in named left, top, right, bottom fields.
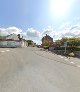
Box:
left=0, top=41, right=7, bottom=47
left=21, top=41, right=28, bottom=47
left=0, top=41, right=22, bottom=47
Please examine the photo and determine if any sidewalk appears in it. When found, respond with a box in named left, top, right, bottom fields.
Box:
left=34, top=48, right=80, bottom=68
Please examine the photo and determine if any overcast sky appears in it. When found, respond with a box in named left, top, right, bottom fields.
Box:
left=0, top=0, right=80, bottom=44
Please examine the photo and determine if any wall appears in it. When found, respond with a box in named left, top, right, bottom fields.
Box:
left=0, top=41, right=22, bottom=47
left=75, top=51, right=80, bottom=57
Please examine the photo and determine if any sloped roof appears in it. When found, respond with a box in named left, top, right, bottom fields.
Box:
left=6, top=34, right=19, bottom=40
left=42, top=34, right=53, bottom=40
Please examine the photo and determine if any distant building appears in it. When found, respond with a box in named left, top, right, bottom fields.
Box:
left=0, top=34, right=28, bottom=47
left=42, top=34, right=53, bottom=46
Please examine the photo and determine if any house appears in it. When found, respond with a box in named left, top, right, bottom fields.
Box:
left=42, top=34, right=53, bottom=47
left=0, top=34, right=28, bottom=47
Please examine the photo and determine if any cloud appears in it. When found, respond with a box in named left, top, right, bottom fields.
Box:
left=70, top=25, right=80, bottom=30
left=40, top=25, right=80, bottom=41
left=0, top=25, right=79, bottom=44
left=41, top=26, right=55, bottom=38
left=33, top=39, right=42, bottom=45
left=69, top=25, right=80, bottom=37
left=59, top=22, right=71, bottom=29
left=40, top=26, right=65, bottom=41
left=57, top=25, right=80, bottom=39
left=21, top=32, right=27, bottom=38
left=26, top=28, right=41, bottom=44
left=6, top=27, right=22, bottom=34
left=26, top=28, right=40, bottom=38
left=0, top=27, right=22, bottom=36
left=0, top=28, right=9, bottom=36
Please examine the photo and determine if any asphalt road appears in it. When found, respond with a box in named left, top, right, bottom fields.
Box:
left=0, top=47, right=80, bottom=92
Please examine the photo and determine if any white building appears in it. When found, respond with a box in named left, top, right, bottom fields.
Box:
left=0, top=34, right=27, bottom=47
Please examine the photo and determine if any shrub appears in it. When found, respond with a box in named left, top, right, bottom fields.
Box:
left=43, top=46, right=49, bottom=49
left=54, top=46, right=80, bottom=51
left=69, top=52, right=75, bottom=57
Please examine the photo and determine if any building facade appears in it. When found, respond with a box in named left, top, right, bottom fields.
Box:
left=42, top=34, right=53, bottom=46
left=0, top=34, right=28, bottom=47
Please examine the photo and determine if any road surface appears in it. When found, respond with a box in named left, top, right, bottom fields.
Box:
left=0, top=47, right=80, bottom=92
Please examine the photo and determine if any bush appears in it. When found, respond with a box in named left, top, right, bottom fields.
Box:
left=69, top=52, right=75, bottom=57
left=54, top=46, right=80, bottom=51
left=43, top=46, right=49, bottom=49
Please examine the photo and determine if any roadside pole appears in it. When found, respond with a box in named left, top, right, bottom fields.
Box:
left=65, top=45, right=66, bottom=53
left=64, top=42, right=67, bottom=54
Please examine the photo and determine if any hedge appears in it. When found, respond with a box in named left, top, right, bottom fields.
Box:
left=54, top=46, right=80, bottom=51
left=43, top=46, right=49, bottom=49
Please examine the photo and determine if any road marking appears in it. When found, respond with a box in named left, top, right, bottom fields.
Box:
left=70, top=62, right=75, bottom=64
left=6, top=50, right=10, bottom=52
left=77, top=65, right=80, bottom=67
left=65, top=59, right=68, bottom=61
left=1, top=51, right=5, bottom=53
left=59, top=56, right=64, bottom=58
